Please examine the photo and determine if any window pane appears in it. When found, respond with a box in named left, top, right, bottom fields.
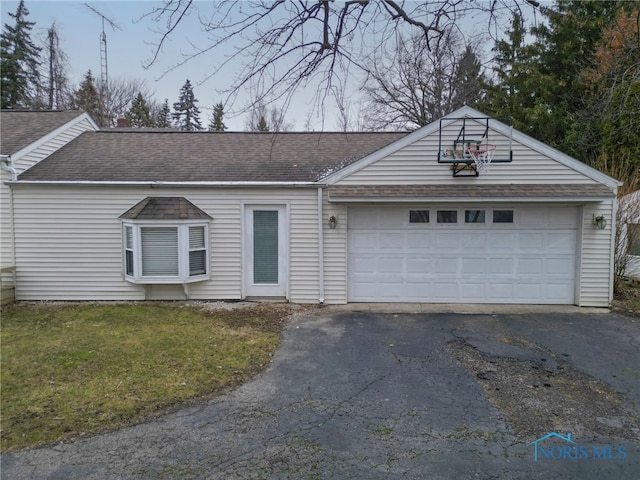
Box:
left=125, top=250, right=134, bottom=276
left=189, top=226, right=205, bottom=249
left=189, top=250, right=206, bottom=275
left=493, top=210, right=514, bottom=223
left=125, top=226, right=133, bottom=249
left=629, top=224, right=640, bottom=256
left=465, top=210, right=485, bottom=223
left=253, top=210, right=278, bottom=284
left=141, top=227, right=179, bottom=276
left=437, top=210, right=457, bottom=223
left=409, top=210, right=429, bottom=223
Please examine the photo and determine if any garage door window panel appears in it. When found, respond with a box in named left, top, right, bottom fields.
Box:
left=409, top=210, right=430, bottom=223
left=493, top=210, right=514, bottom=223
left=465, top=210, right=485, bottom=223
left=437, top=210, right=458, bottom=223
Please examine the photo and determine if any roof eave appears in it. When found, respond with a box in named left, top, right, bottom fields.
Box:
left=8, top=180, right=322, bottom=188
left=328, top=196, right=613, bottom=203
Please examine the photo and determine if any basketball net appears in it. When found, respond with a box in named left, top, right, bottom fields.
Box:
left=466, top=144, right=496, bottom=174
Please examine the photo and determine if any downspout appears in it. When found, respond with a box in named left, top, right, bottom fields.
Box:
left=1, top=155, right=17, bottom=291
left=609, top=191, right=618, bottom=306
left=1, top=155, right=17, bottom=181
left=318, top=187, right=325, bottom=304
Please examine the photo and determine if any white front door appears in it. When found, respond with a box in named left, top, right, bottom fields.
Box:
left=244, top=205, right=288, bottom=298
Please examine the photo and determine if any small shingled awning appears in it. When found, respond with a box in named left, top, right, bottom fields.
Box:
left=119, top=197, right=212, bottom=220
left=327, top=184, right=614, bottom=202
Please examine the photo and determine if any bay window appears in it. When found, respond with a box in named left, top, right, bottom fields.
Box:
left=122, top=223, right=209, bottom=283
left=119, top=197, right=212, bottom=284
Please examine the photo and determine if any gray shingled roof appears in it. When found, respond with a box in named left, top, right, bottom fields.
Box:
left=120, top=197, right=212, bottom=220
left=1, top=110, right=86, bottom=156
left=18, top=130, right=407, bottom=183
left=328, top=184, right=615, bottom=200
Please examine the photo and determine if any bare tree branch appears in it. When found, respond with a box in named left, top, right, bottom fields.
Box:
left=142, top=1, right=538, bottom=120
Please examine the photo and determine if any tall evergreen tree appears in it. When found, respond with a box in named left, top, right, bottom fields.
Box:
left=73, top=70, right=101, bottom=122
left=155, top=99, right=172, bottom=128
left=1, top=0, right=42, bottom=108
left=451, top=45, right=485, bottom=107
left=483, top=13, right=546, bottom=138
left=208, top=102, right=227, bottom=131
left=125, top=92, right=154, bottom=127
left=172, top=79, right=202, bottom=131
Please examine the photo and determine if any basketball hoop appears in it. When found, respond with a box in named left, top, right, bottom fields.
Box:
left=466, top=144, right=496, bottom=173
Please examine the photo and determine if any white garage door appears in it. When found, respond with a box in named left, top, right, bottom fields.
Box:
left=348, top=205, right=577, bottom=304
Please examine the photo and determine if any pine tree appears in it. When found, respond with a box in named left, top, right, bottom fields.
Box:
left=483, top=13, right=545, bottom=138
left=208, top=102, right=227, bottom=131
left=172, top=79, right=202, bottom=131
left=155, top=99, right=172, bottom=128
left=73, top=70, right=101, bottom=122
left=1, top=0, right=42, bottom=108
left=256, top=116, right=269, bottom=132
left=451, top=45, right=485, bottom=109
left=125, top=92, right=154, bottom=127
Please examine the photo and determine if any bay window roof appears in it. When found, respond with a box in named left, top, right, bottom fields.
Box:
left=119, top=197, right=211, bottom=220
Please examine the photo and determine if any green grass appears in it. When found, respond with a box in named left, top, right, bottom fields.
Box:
left=0, top=302, right=287, bottom=452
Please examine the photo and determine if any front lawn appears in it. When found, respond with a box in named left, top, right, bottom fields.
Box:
left=1, top=302, right=294, bottom=452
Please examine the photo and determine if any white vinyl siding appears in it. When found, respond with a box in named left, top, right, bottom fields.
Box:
left=322, top=190, right=348, bottom=304
left=2, top=116, right=96, bottom=271
left=335, top=125, right=601, bottom=186
left=578, top=200, right=615, bottom=307
left=12, top=186, right=320, bottom=303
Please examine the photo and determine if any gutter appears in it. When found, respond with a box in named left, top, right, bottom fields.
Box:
left=8, top=180, right=322, bottom=188
left=327, top=196, right=614, bottom=203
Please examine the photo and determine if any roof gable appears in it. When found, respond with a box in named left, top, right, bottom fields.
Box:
left=1, top=110, right=98, bottom=158
left=322, top=106, right=619, bottom=189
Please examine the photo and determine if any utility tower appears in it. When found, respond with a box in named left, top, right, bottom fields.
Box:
left=84, top=3, right=121, bottom=126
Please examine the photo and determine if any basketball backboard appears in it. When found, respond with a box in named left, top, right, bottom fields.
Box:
left=437, top=116, right=513, bottom=177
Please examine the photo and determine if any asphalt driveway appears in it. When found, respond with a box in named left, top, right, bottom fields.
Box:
left=2, top=310, right=639, bottom=479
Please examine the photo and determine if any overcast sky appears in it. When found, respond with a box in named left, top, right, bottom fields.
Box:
left=1, top=1, right=269, bottom=129
left=2, top=1, right=541, bottom=130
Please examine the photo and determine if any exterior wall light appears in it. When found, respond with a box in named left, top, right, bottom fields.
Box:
left=594, top=215, right=607, bottom=230
left=328, top=215, right=338, bottom=230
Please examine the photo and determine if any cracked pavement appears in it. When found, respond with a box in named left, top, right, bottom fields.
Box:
left=2, top=311, right=639, bottom=479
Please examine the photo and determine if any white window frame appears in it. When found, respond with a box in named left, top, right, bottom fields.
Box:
left=122, top=220, right=210, bottom=284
